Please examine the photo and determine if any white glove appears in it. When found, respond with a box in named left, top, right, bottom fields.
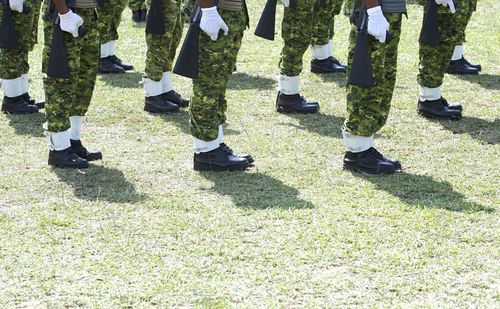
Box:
left=9, top=0, right=24, bottom=13
left=280, top=0, right=290, bottom=7
left=200, top=7, right=229, bottom=41
left=59, top=9, right=84, bottom=38
left=435, top=0, right=456, bottom=13
left=367, top=6, right=389, bottom=43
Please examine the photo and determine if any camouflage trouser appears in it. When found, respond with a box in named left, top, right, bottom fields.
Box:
left=144, top=0, right=183, bottom=81
left=310, top=0, right=343, bottom=46
left=344, top=13, right=402, bottom=137
left=129, top=0, right=146, bottom=11
left=0, top=0, right=41, bottom=79
left=190, top=9, right=247, bottom=141
left=457, top=0, right=477, bottom=44
left=42, top=8, right=99, bottom=132
left=97, top=0, right=127, bottom=43
left=417, top=0, right=474, bottom=88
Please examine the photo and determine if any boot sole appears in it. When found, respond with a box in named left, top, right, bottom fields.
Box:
left=311, top=68, right=346, bottom=74
left=417, top=110, right=462, bottom=120
left=144, top=106, right=179, bottom=114
left=2, top=109, right=39, bottom=114
left=48, top=161, right=90, bottom=169
left=343, top=163, right=396, bottom=175
left=194, top=161, right=250, bottom=172
left=276, top=106, right=319, bottom=114
left=446, top=70, right=479, bottom=75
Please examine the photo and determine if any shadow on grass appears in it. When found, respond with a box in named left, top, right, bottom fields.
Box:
left=5, top=113, right=46, bottom=137
left=99, top=71, right=142, bottom=89
left=455, top=73, right=500, bottom=90
left=160, top=110, right=241, bottom=136
left=283, top=112, right=345, bottom=138
left=227, top=72, right=275, bottom=90
left=352, top=172, right=494, bottom=212
left=200, top=171, right=314, bottom=209
left=438, top=117, right=499, bottom=145
left=316, top=70, right=347, bottom=87
left=54, top=165, right=146, bottom=203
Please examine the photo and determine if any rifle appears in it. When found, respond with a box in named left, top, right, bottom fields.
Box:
left=254, top=0, right=296, bottom=41
left=419, top=0, right=457, bottom=46
left=145, top=0, right=165, bottom=34
left=46, top=1, right=85, bottom=78
left=0, top=0, right=30, bottom=49
left=173, top=1, right=202, bottom=79
left=347, top=9, right=391, bottom=88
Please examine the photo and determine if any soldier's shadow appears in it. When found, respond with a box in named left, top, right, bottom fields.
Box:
left=281, top=112, right=345, bottom=138
left=351, top=171, right=494, bottom=212
left=437, top=117, right=499, bottom=145
left=5, top=113, right=46, bottom=137
left=160, top=110, right=241, bottom=137
left=200, top=171, right=315, bottom=209
left=99, top=72, right=143, bottom=89
left=455, top=73, right=500, bottom=91
left=316, top=72, right=347, bottom=87
left=227, top=72, right=275, bottom=90
left=53, top=165, right=146, bottom=203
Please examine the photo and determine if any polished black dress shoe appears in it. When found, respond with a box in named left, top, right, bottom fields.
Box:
left=343, top=147, right=399, bottom=175
left=1, top=95, right=39, bottom=114
left=447, top=58, right=479, bottom=75
left=48, top=148, right=89, bottom=169
left=109, top=55, right=134, bottom=71
left=441, top=97, right=462, bottom=112
left=462, top=57, right=481, bottom=71
left=311, top=56, right=347, bottom=74
left=141, top=9, right=147, bottom=22
left=220, top=143, right=254, bottom=164
left=276, top=92, right=319, bottom=114
left=132, top=10, right=142, bottom=22
left=21, top=93, right=44, bottom=109
left=144, top=95, right=180, bottom=113
left=99, top=57, right=126, bottom=74
left=70, top=140, right=102, bottom=161
left=194, top=146, right=250, bottom=171
left=418, top=98, right=462, bottom=120
left=162, top=90, right=189, bottom=107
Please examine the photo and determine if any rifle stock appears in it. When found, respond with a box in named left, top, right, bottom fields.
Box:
left=254, top=0, right=295, bottom=41
left=146, top=0, right=165, bottom=35
left=0, top=0, right=30, bottom=49
left=419, top=0, right=440, bottom=46
left=47, top=18, right=85, bottom=78
left=173, top=3, right=201, bottom=79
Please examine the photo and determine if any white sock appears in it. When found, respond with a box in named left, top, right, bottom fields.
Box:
left=311, top=43, right=330, bottom=60
left=217, top=125, right=224, bottom=144
left=342, top=129, right=374, bottom=153
left=109, top=40, right=117, bottom=57
left=162, top=72, right=173, bottom=93
left=143, top=78, right=163, bottom=97
left=69, top=116, right=83, bottom=140
left=451, top=45, right=464, bottom=61
left=48, top=130, right=71, bottom=151
left=100, top=42, right=110, bottom=58
left=328, top=39, right=334, bottom=57
left=21, top=74, right=29, bottom=94
left=419, top=86, right=442, bottom=102
left=1, top=76, right=23, bottom=97
left=193, top=136, right=220, bottom=154
left=278, top=75, right=300, bottom=95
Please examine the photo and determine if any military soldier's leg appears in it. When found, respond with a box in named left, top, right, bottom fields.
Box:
left=447, top=0, right=480, bottom=74
left=191, top=9, right=251, bottom=171
left=130, top=0, right=146, bottom=22
left=417, top=4, right=464, bottom=119
left=342, top=13, right=403, bottom=175
left=310, top=0, right=346, bottom=74
left=0, top=3, right=39, bottom=114
left=277, top=0, right=319, bottom=114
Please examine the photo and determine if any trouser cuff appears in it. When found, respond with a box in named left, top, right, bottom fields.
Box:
left=48, top=130, right=71, bottom=151
left=143, top=78, right=163, bottom=97
left=69, top=116, right=83, bottom=140
left=109, top=40, right=116, bottom=56
left=451, top=44, right=464, bottom=61
left=1, top=76, right=24, bottom=97
left=162, top=72, right=173, bottom=93
left=311, top=43, right=330, bottom=60
left=419, top=86, right=441, bottom=102
left=342, top=129, right=374, bottom=153
left=193, top=136, right=220, bottom=154
left=278, top=75, right=300, bottom=95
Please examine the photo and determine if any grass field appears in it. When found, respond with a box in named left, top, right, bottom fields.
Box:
left=1, top=0, right=499, bottom=307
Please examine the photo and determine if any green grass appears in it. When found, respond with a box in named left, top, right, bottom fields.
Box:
left=1, top=0, right=499, bottom=307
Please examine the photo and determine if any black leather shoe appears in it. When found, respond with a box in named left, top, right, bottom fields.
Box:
left=417, top=98, right=462, bottom=120
left=21, top=93, right=44, bottom=109
left=144, top=95, right=180, bottom=113
left=194, top=146, right=250, bottom=171
left=109, top=55, right=134, bottom=71
left=132, top=10, right=142, bottom=22
left=162, top=90, right=189, bottom=108
left=70, top=139, right=102, bottom=161
left=276, top=92, right=319, bottom=114
left=311, top=56, right=347, bottom=74
left=1, top=95, right=39, bottom=114
left=220, top=143, right=254, bottom=164
left=98, top=57, right=126, bottom=74
left=462, top=57, right=481, bottom=71
left=141, top=9, right=147, bottom=22
left=48, top=148, right=89, bottom=169
left=343, top=147, right=398, bottom=174
left=447, top=58, right=479, bottom=75
left=441, top=97, right=462, bottom=112
left=367, top=147, right=402, bottom=170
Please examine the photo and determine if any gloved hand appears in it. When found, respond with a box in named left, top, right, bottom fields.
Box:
left=280, top=0, right=290, bottom=7
left=435, top=0, right=456, bottom=13
left=200, top=6, right=229, bottom=41
left=59, top=9, right=84, bottom=38
left=367, top=6, right=389, bottom=43
left=9, top=0, right=24, bottom=13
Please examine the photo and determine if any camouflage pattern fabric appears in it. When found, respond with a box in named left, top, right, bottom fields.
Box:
left=129, top=0, right=146, bottom=11
left=0, top=0, right=41, bottom=79
left=344, top=13, right=403, bottom=137
left=311, top=0, right=343, bottom=45
left=42, top=8, right=99, bottom=132
left=97, top=0, right=127, bottom=43
left=417, top=0, right=474, bottom=88
left=190, top=9, right=246, bottom=141
left=144, top=0, right=183, bottom=81
left=457, top=0, right=477, bottom=44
